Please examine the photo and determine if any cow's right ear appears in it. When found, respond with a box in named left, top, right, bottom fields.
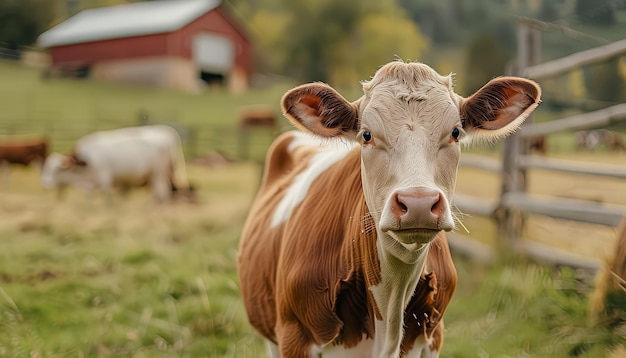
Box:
left=281, top=83, right=359, bottom=138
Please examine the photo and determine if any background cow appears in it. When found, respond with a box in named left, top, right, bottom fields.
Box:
left=238, top=61, right=541, bottom=357
left=40, top=125, right=191, bottom=202
left=0, top=137, right=48, bottom=184
left=575, top=129, right=626, bottom=151
left=0, top=138, right=48, bottom=166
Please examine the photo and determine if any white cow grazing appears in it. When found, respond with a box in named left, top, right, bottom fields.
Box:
left=41, top=125, right=190, bottom=202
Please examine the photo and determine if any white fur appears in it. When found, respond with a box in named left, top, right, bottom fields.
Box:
left=271, top=134, right=356, bottom=227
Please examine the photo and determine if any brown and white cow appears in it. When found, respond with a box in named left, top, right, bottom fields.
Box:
left=238, top=61, right=541, bottom=357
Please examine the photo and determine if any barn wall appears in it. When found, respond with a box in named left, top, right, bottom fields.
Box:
left=48, top=33, right=169, bottom=67
left=169, top=7, right=252, bottom=77
left=92, top=57, right=200, bottom=92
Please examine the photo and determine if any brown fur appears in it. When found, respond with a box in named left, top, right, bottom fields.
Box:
left=0, top=138, right=48, bottom=165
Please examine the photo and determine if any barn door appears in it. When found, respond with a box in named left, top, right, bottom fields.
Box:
left=192, top=33, right=234, bottom=75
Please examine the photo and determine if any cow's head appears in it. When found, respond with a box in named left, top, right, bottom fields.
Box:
left=281, top=61, right=540, bottom=249
left=40, top=153, right=73, bottom=189
left=40, top=152, right=93, bottom=191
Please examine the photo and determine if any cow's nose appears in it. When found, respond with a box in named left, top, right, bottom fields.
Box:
left=390, top=187, right=445, bottom=229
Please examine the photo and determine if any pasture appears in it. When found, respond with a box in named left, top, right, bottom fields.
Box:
left=0, top=60, right=624, bottom=356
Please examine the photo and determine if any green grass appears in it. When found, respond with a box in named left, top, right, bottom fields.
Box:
left=0, top=164, right=266, bottom=357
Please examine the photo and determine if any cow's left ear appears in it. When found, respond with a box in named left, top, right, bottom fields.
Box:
left=281, top=83, right=359, bottom=138
left=460, top=77, right=541, bottom=143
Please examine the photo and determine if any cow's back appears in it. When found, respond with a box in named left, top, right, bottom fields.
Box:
left=75, top=126, right=178, bottom=176
left=76, top=134, right=164, bottom=181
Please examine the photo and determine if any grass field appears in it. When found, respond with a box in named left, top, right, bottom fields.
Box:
left=1, top=61, right=625, bottom=356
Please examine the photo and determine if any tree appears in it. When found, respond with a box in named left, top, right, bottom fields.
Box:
left=0, top=0, right=54, bottom=49
left=464, top=34, right=510, bottom=95
left=351, top=13, right=427, bottom=84
left=259, top=0, right=427, bottom=85
left=575, top=0, right=615, bottom=26
left=584, top=58, right=625, bottom=108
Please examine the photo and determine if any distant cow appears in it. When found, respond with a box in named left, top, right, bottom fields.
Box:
left=238, top=105, right=277, bottom=129
left=237, top=105, right=278, bottom=160
left=40, top=125, right=190, bottom=202
left=575, top=129, right=626, bottom=151
left=238, top=61, right=541, bottom=357
left=0, top=138, right=48, bottom=166
left=528, top=135, right=547, bottom=155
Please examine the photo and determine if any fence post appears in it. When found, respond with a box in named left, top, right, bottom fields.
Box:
left=498, top=19, right=541, bottom=249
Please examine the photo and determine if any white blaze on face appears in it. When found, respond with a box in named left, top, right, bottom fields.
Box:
left=271, top=132, right=357, bottom=228
left=358, top=70, right=461, bottom=242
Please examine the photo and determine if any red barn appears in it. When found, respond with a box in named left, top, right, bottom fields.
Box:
left=38, top=0, right=252, bottom=93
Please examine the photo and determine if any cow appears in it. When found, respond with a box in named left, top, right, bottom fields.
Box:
left=0, top=138, right=48, bottom=184
left=0, top=138, right=48, bottom=166
left=40, top=125, right=190, bottom=202
left=238, top=60, right=541, bottom=357
left=238, top=105, right=277, bottom=130
left=528, top=135, right=547, bottom=155
left=575, top=129, right=625, bottom=151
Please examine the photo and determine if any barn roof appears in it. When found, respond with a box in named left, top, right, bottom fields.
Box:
left=38, top=0, right=221, bottom=48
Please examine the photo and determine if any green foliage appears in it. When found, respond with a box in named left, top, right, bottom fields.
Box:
left=575, top=0, right=616, bottom=25
left=583, top=57, right=625, bottom=108
left=0, top=0, right=54, bottom=49
left=347, top=12, right=427, bottom=87
left=247, top=0, right=427, bottom=84
left=539, top=0, right=560, bottom=21
left=464, top=34, right=511, bottom=94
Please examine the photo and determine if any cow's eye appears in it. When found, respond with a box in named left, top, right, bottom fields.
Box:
left=362, top=130, right=373, bottom=143
left=451, top=128, right=461, bottom=141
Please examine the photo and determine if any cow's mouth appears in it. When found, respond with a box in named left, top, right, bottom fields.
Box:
left=388, top=228, right=440, bottom=246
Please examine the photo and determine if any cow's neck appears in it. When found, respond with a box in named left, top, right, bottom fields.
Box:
left=370, top=228, right=432, bottom=357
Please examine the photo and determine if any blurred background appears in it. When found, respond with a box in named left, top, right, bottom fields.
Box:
left=0, top=0, right=625, bottom=357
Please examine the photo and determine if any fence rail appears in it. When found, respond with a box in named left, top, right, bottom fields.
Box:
left=452, top=22, right=626, bottom=271
left=526, top=38, right=626, bottom=79
left=517, top=155, right=626, bottom=179
left=520, top=103, right=626, bottom=138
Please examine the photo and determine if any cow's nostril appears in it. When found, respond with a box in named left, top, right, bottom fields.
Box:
left=397, top=199, right=408, bottom=213
left=391, top=192, right=409, bottom=217
left=431, top=194, right=444, bottom=217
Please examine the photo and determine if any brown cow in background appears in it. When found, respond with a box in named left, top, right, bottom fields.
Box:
left=0, top=138, right=48, bottom=166
left=0, top=137, right=48, bottom=185
left=237, top=105, right=277, bottom=130
left=237, top=105, right=278, bottom=160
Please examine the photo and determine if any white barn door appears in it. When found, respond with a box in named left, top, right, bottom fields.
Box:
left=192, top=33, right=234, bottom=74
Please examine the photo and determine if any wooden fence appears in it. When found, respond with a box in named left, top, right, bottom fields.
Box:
left=451, top=20, right=626, bottom=271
